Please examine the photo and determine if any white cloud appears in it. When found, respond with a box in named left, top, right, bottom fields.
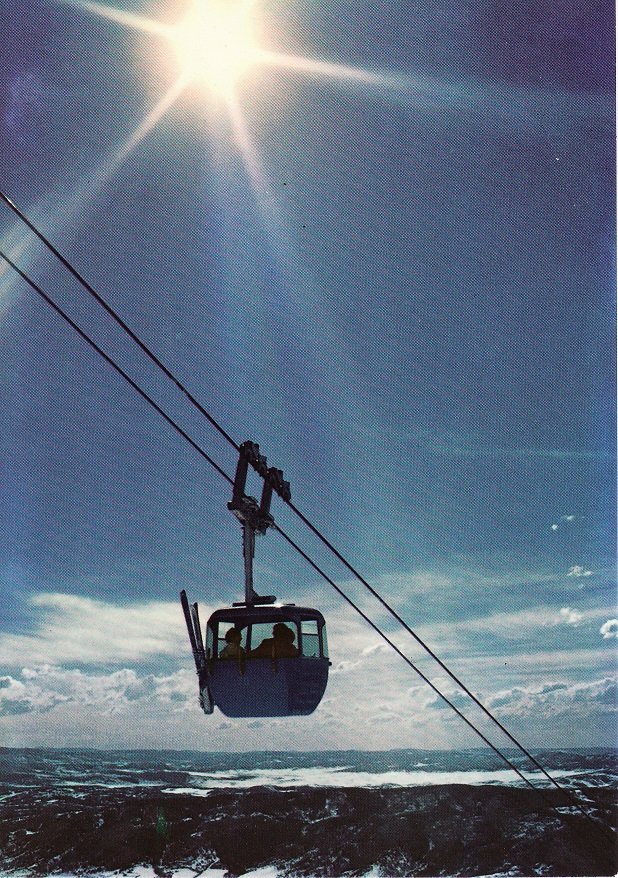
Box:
left=0, top=592, right=203, bottom=667
left=558, top=607, right=583, bottom=625
left=1, top=585, right=615, bottom=750
left=362, top=643, right=390, bottom=657
left=482, top=676, right=617, bottom=718
left=0, top=665, right=195, bottom=717
left=551, top=515, right=577, bottom=532
left=600, top=619, right=618, bottom=640
left=453, top=603, right=613, bottom=638
left=446, top=604, right=596, bottom=638
left=0, top=673, right=68, bottom=715
left=567, top=565, right=592, bottom=578
left=0, top=589, right=453, bottom=747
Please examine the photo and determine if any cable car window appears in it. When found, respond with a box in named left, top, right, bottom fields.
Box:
left=249, top=621, right=299, bottom=657
left=206, top=624, right=215, bottom=660
left=300, top=619, right=320, bottom=657
left=216, top=622, right=247, bottom=659
left=321, top=624, right=329, bottom=659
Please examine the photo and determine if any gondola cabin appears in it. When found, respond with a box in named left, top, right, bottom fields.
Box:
left=181, top=440, right=330, bottom=718
left=206, top=605, right=329, bottom=717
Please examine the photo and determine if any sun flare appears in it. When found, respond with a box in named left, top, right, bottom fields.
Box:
left=172, top=0, right=259, bottom=95
left=63, top=0, right=405, bottom=198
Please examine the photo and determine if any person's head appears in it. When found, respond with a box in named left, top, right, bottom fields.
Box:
left=225, top=628, right=242, bottom=644
left=272, top=623, right=295, bottom=642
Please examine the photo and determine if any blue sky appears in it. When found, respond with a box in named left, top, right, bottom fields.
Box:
left=0, top=0, right=615, bottom=751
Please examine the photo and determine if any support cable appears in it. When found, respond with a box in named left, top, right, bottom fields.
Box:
left=0, top=220, right=614, bottom=842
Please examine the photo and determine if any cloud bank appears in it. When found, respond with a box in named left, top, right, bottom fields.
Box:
left=0, top=665, right=194, bottom=717
left=0, top=592, right=198, bottom=667
left=1, top=588, right=615, bottom=749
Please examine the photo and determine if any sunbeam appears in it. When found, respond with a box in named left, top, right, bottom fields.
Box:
left=62, top=0, right=173, bottom=38
left=105, top=76, right=189, bottom=174
left=223, top=89, right=268, bottom=195
left=0, top=77, right=188, bottom=315
left=0, top=226, right=34, bottom=314
left=257, top=49, right=405, bottom=90
left=55, top=0, right=411, bottom=207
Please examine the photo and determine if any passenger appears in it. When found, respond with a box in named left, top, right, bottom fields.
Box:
left=219, top=628, right=245, bottom=659
left=250, top=623, right=299, bottom=658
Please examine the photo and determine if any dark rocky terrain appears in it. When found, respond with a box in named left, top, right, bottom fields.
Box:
left=0, top=784, right=615, bottom=877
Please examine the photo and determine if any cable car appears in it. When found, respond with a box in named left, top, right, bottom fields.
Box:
left=181, top=441, right=330, bottom=717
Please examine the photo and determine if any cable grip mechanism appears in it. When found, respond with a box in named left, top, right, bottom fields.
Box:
left=228, top=441, right=290, bottom=606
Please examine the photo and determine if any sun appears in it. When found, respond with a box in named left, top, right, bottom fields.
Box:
left=171, top=0, right=259, bottom=95
left=61, top=0, right=404, bottom=192
left=67, top=0, right=400, bottom=102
